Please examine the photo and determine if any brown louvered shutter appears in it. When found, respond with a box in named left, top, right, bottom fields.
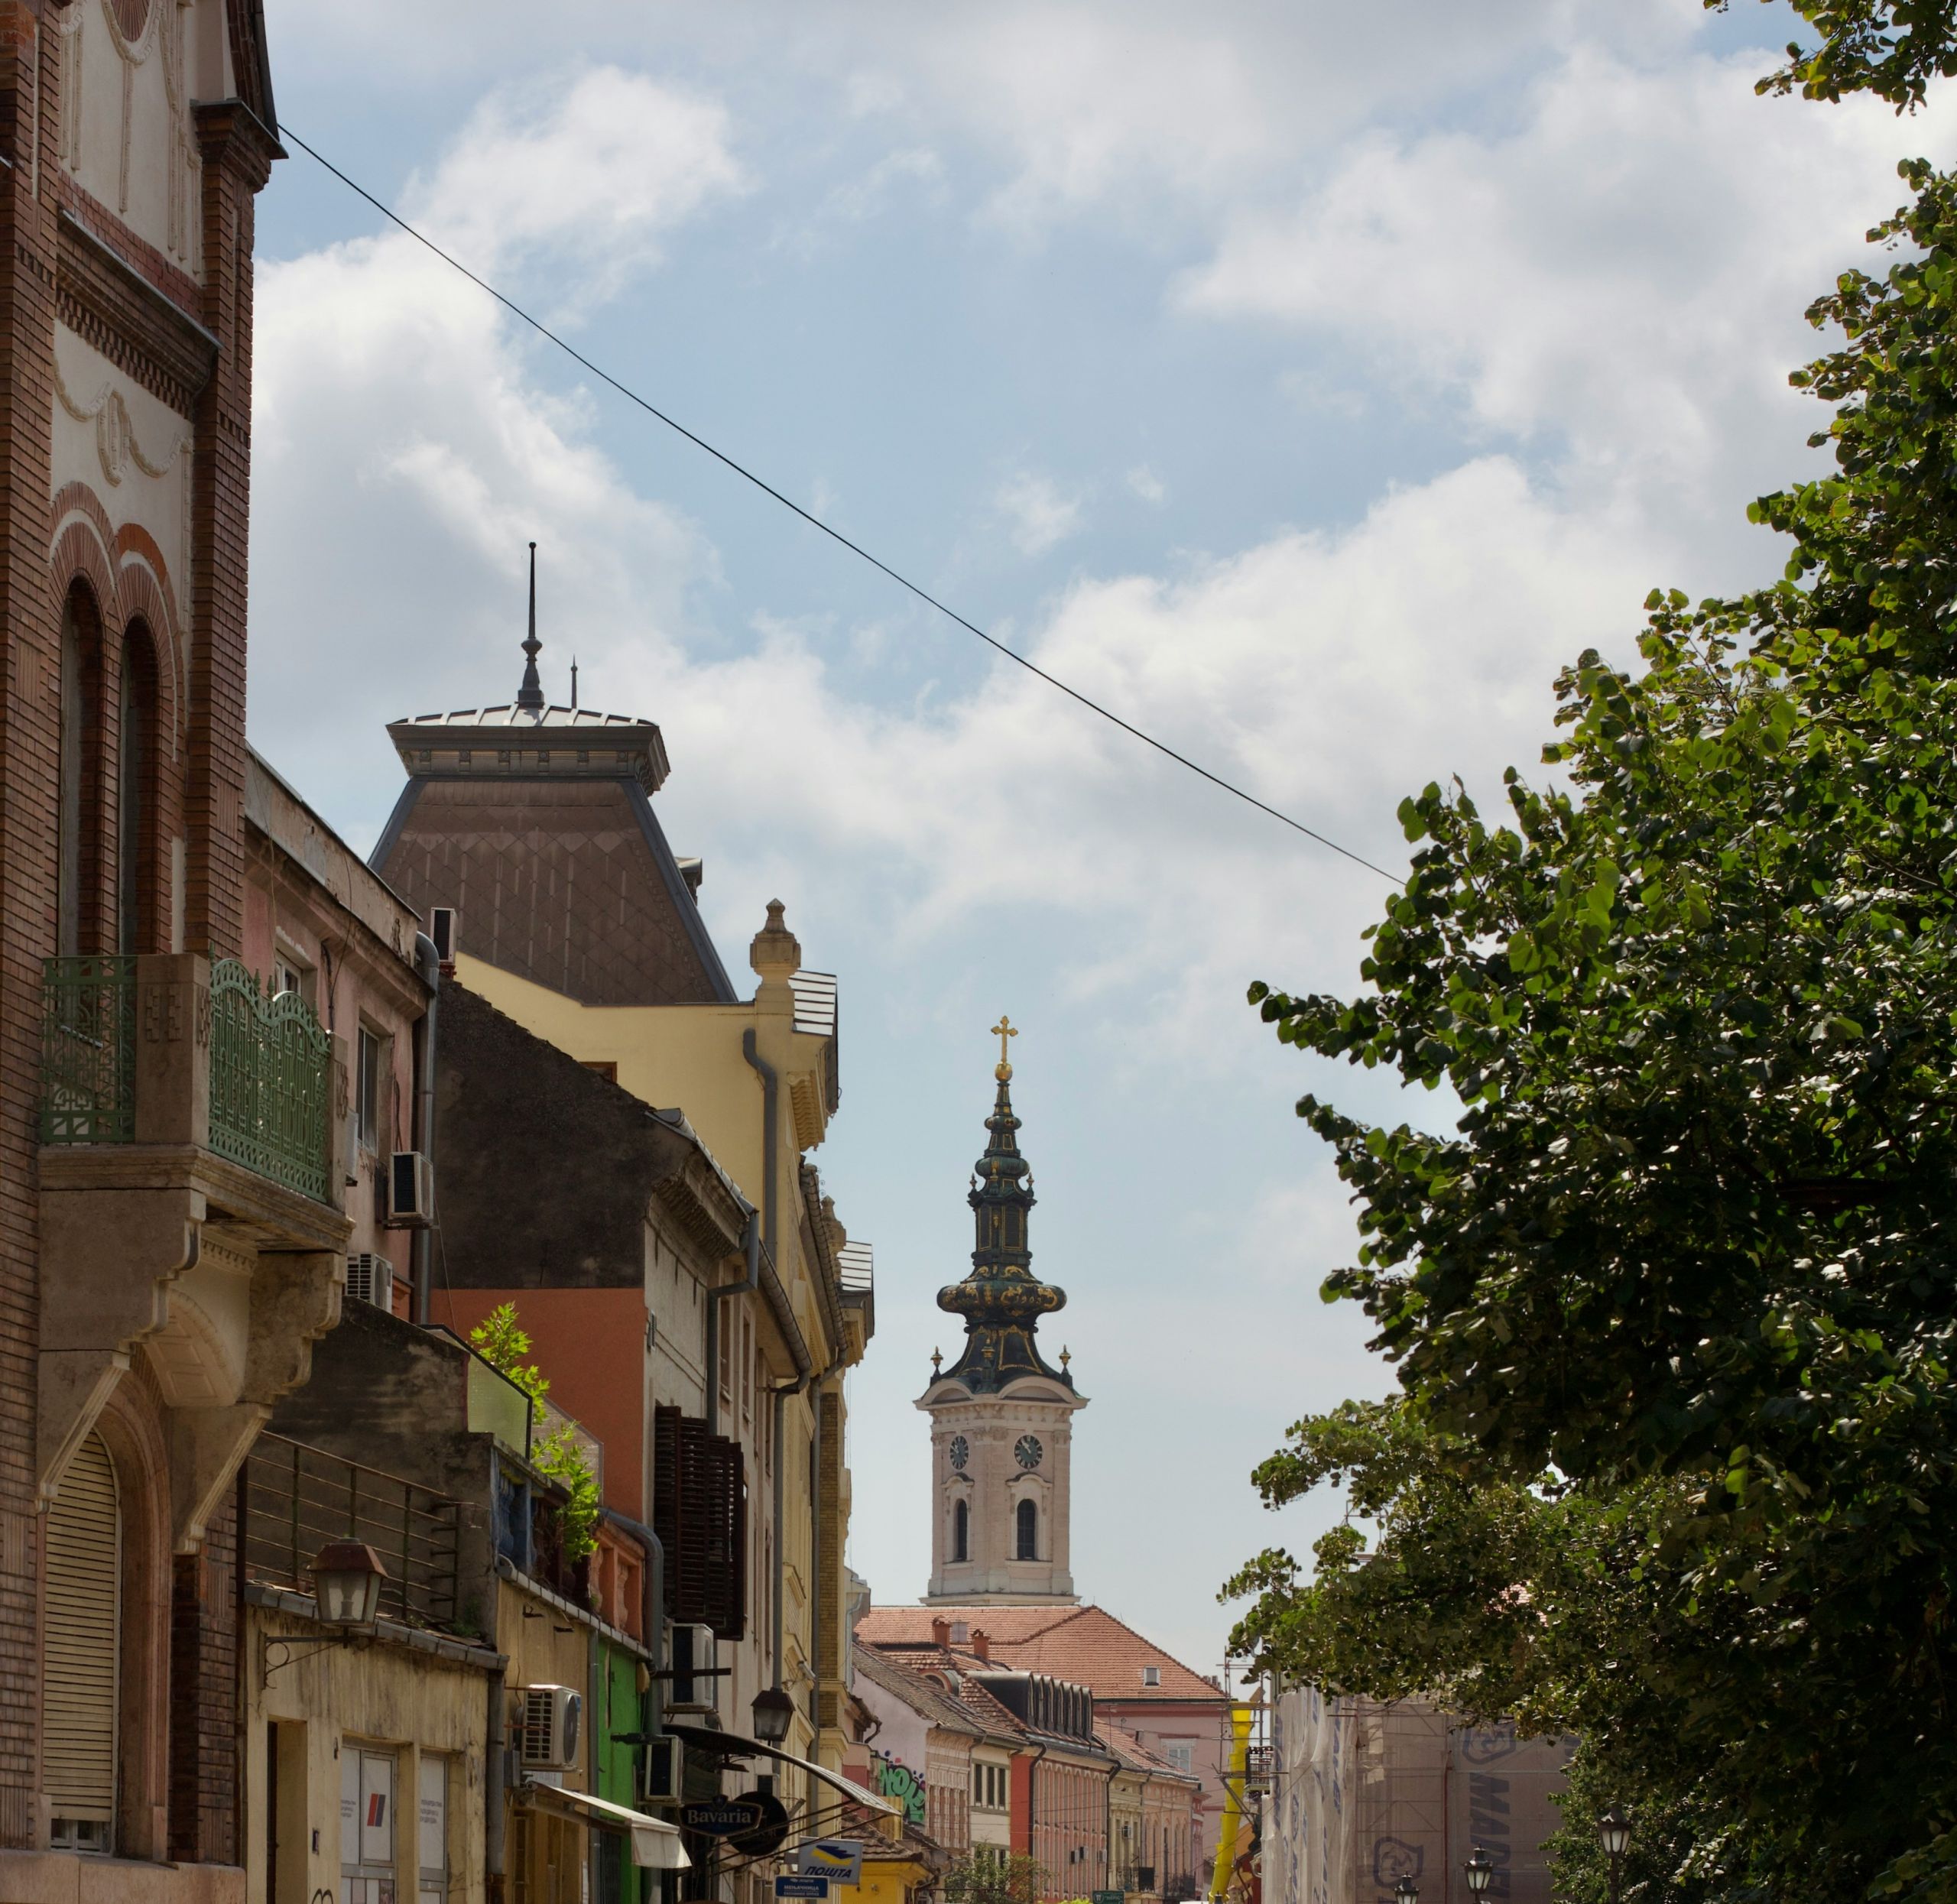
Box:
left=701, top=1435, right=746, bottom=1642
left=45, top=1432, right=119, bottom=1842
left=673, top=1413, right=710, bottom=1626
left=653, top=1405, right=683, bottom=1620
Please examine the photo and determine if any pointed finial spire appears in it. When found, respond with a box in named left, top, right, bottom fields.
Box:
left=570, top=656, right=579, bottom=710
left=931, top=1347, right=943, bottom=1374
left=991, top=1014, right=1017, bottom=1082
left=517, top=540, right=544, bottom=714
left=1060, top=1345, right=1070, bottom=1370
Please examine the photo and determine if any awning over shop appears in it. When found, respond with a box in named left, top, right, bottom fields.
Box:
left=664, top=1724, right=905, bottom=1841
left=518, top=1778, right=693, bottom=1870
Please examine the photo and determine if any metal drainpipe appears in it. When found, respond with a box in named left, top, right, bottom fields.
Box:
left=485, top=1665, right=507, bottom=1899
left=599, top=1507, right=667, bottom=1729
left=744, top=1025, right=796, bottom=1711
left=411, top=930, right=440, bottom=1326
left=706, top=1207, right=759, bottom=1439
left=768, top=1375, right=806, bottom=1692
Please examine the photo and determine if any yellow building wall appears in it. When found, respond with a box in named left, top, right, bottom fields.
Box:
left=832, top=1857, right=935, bottom=1904
left=244, top=1603, right=492, bottom=1904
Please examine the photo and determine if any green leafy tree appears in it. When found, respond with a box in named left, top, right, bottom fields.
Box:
left=467, top=1301, right=597, bottom=1564
left=1227, top=130, right=1957, bottom=1904
left=468, top=1301, right=550, bottom=1406
left=943, top=1854, right=1043, bottom=1904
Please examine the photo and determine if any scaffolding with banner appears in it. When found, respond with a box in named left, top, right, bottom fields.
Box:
left=1260, top=1690, right=1571, bottom=1904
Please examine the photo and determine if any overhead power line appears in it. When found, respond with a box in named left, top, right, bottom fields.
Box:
left=279, top=125, right=1400, bottom=884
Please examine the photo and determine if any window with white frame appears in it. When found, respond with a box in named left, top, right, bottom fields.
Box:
left=1164, top=1741, right=1196, bottom=1776
left=1142, top=1665, right=1161, bottom=1688
left=356, top=1026, right=385, bottom=1153
left=340, top=1746, right=397, bottom=1904
left=418, top=1754, right=449, bottom=1904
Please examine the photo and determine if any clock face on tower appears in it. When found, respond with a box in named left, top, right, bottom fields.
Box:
left=1015, top=1434, right=1043, bottom=1471
left=949, top=1435, right=969, bottom=1471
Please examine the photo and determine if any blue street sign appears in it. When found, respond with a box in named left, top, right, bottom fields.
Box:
left=776, top=1879, right=830, bottom=1899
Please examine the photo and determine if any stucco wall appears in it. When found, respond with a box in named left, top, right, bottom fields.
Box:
left=243, top=1602, right=492, bottom=1904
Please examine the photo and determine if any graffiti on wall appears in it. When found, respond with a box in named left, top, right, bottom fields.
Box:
left=873, top=1753, right=927, bottom=1828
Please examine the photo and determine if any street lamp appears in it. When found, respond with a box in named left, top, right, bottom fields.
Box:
left=311, top=1541, right=388, bottom=1628
left=1597, top=1805, right=1631, bottom=1904
left=751, top=1685, right=796, bottom=1746
left=1393, top=1878, right=1420, bottom=1904
left=1463, top=1847, right=1494, bottom=1897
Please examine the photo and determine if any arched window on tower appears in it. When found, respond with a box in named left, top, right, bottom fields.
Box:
left=953, top=1498, right=969, bottom=1563
left=1016, top=1496, right=1037, bottom=1561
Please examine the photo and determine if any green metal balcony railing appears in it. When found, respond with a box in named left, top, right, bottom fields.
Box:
left=41, top=954, right=333, bottom=1204
left=40, top=955, right=136, bottom=1144
left=209, top=958, right=331, bottom=1202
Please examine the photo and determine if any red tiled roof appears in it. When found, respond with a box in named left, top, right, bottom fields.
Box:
left=859, top=1604, right=1225, bottom=1704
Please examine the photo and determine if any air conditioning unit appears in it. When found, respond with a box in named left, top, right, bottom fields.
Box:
left=668, top=1623, right=718, bottom=1712
left=517, top=1685, right=582, bottom=1770
left=385, top=1151, right=433, bottom=1229
left=346, top=1252, right=394, bottom=1311
left=642, top=1734, right=684, bottom=1805
left=428, top=907, right=457, bottom=971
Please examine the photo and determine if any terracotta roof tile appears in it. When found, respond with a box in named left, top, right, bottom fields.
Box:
left=859, top=1604, right=1225, bottom=1705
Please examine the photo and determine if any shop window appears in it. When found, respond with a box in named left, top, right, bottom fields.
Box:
left=418, top=1755, right=449, bottom=1904
left=45, top=1431, right=119, bottom=1853
left=341, top=1746, right=397, bottom=1903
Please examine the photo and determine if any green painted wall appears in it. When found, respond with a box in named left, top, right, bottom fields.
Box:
left=598, top=1640, right=647, bottom=1904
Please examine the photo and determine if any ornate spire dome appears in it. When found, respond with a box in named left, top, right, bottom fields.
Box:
left=934, top=1016, right=1072, bottom=1393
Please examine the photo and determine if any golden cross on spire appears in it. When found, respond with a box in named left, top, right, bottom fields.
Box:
left=991, top=1014, right=1018, bottom=1080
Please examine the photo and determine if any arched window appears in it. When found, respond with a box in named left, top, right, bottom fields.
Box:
left=57, top=583, right=108, bottom=956
left=953, top=1498, right=969, bottom=1563
left=117, top=624, right=157, bottom=955
left=45, top=1431, right=119, bottom=1853
left=1016, top=1496, right=1037, bottom=1561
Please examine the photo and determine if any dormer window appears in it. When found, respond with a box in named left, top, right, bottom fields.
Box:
left=952, top=1620, right=970, bottom=1644
left=1143, top=1665, right=1161, bottom=1688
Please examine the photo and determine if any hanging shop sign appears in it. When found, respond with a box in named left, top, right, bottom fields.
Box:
left=798, top=1839, right=865, bottom=1885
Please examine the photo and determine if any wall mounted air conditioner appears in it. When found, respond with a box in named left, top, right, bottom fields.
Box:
left=428, top=907, right=457, bottom=972
left=518, top=1685, right=583, bottom=1770
left=667, top=1623, right=718, bottom=1712
left=345, top=1252, right=393, bottom=1312
left=643, top=1734, right=685, bottom=1805
left=385, top=1151, right=433, bottom=1229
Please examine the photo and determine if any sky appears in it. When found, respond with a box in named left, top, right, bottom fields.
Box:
left=250, top=0, right=1956, bottom=1677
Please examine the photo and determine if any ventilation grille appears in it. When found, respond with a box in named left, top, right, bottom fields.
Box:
left=346, top=1253, right=394, bottom=1310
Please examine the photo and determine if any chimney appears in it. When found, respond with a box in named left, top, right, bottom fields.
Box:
left=972, top=1628, right=991, bottom=1662
left=931, top=1616, right=951, bottom=1648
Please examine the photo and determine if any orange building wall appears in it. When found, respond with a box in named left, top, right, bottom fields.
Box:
left=429, top=1286, right=649, bottom=1517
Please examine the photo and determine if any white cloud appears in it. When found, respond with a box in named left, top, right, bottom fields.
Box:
left=403, top=66, right=746, bottom=298
left=993, top=470, right=1085, bottom=554
left=1183, top=47, right=1955, bottom=545
left=1125, top=464, right=1166, bottom=504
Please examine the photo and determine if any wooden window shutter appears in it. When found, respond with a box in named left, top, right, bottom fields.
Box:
left=654, top=1408, right=746, bottom=1639
left=652, top=1406, right=683, bottom=1620
left=45, top=1431, right=119, bottom=1835
left=701, top=1435, right=745, bottom=1643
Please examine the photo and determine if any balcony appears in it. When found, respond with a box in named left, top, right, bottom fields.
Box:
left=37, top=952, right=352, bottom=1536
left=244, top=1432, right=462, bottom=1631
left=42, top=952, right=334, bottom=1201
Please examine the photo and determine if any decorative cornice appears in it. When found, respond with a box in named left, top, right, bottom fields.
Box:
left=55, top=206, right=216, bottom=414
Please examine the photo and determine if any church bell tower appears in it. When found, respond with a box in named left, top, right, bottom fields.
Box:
left=917, top=1018, right=1086, bottom=1604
